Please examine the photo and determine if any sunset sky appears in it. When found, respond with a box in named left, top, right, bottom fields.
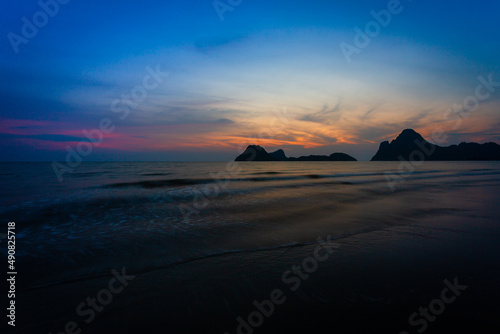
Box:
left=1, top=0, right=499, bottom=161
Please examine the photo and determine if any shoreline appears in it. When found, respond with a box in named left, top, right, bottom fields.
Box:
left=2, top=164, right=499, bottom=333
left=11, top=195, right=500, bottom=333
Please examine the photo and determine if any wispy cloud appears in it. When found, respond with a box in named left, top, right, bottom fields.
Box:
left=299, top=99, right=342, bottom=123
left=0, top=134, right=97, bottom=142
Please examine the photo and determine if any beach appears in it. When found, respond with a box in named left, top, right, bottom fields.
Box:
left=1, top=161, right=500, bottom=333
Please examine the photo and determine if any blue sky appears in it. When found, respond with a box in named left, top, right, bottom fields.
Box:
left=1, top=0, right=499, bottom=161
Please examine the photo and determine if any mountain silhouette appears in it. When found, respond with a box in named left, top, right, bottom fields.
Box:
left=235, top=130, right=500, bottom=162
left=269, top=149, right=288, bottom=161
left=235, top=146, right=357, bottom=161
left=235, top=145, right=277, bottom=161
left=289, top=153, right=357, bottom=161
left=371, top=129, right=500, bottom=161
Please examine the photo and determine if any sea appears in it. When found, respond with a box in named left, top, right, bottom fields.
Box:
left=1, top=161, right=500, bottom=333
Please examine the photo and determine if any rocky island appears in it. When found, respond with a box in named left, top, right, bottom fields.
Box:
left=371, top=129, right=500, bottom=161
left=235, top=145, right=357, bottom=161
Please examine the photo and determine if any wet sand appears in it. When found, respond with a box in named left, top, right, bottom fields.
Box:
left=11, top=184, right=500, bottom=333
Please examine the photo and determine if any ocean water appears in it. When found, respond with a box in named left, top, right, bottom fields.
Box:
left=1, top=161, right=500, bottom=291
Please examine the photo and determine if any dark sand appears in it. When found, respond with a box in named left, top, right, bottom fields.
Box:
left=12, top=186, right=500, bottom=333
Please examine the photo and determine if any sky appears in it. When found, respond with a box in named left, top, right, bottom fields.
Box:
left=1, top=0, right=499, bottom=161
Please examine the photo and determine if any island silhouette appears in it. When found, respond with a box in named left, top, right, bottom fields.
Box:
left=235, top=145, right=357, bottom=161
left=235, top=129, right=500, bottom=161
left=371, top=129, right=500, bottom=161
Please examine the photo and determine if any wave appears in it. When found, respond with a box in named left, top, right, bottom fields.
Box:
left=99, top=170, right=448, bottom=189
left=5, top=168, right=499, bottom=225
left=21, top=202, right=471, bottom=292
left=251, top=171, right=284, bottom=175
left=69, top=171, right=108, bottom=177
left=101, top=178, right=214, bottom=189
left=23, top=240, right=320, bottom=291
left=98, top=173, right=384, bottom=189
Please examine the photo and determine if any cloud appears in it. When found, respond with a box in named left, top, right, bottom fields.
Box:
left=0, top=133, right=98, bottom=143
left=214, top=118, right=234, bottom=124
left=360, top=107, right=379, bottom=120
left=299, top=99, right=342, bottom=123
left=119, top=106, right=236, bottom=127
